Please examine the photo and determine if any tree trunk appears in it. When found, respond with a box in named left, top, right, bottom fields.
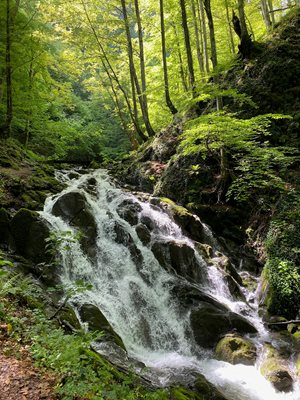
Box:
left=179, top=0, right=196, bottom=96
left=268, top=0, right=275, bottom=26
left=25, top=60, right=34, bottom=147
left=121, top=0, right=155, bottom=137
left=80, top=0, right=146, bottom=142
left=191, top=0, right=204, bottom=73
left=160, top=0, right=177, bottom=114
left=134, top=0, right=156, bottom=131
left=225, top=0, right=235, bottom=54
left=237, top=0, right=252, bottom=58
left=4, top=0, right=13, bottom=138
left=172, top=23, right=188, bottom=92
left=203, top=0, right=217, bottom=69
left=260, top=0, right=272, bottom=30
left=197, top=0, right=210, bottom=73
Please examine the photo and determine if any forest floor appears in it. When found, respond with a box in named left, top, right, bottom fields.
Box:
left=0, top=328, right=57, bottom=400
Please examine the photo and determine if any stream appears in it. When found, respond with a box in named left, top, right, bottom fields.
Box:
left=41, top=168, right=300, bottom=400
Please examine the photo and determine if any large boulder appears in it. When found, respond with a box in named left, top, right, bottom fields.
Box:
left=10, top=208, right=50, bottom=263
left=0, top=208, right=12, bottom=247
left=151, top=239, right=206, bottom=283
left=215, top=333, right=257, bottom=365
left=78, top=303, right=125, bottom=349
left=190, top=303, right=257, bottom=348
left=52, top=191, right=97, bottom=259
left=260, top=344, right=294, bottom=393
left=117, top=199, right=142, bottom=226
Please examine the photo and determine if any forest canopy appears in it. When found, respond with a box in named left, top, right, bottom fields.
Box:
left=0, top=0, right=298, bottom=161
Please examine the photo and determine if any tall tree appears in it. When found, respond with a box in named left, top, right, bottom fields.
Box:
left=203, top=0, right=217, bottom=69
left=191, top=0, right=204, bottom=73
left=160, top=0, right=177, bottom=114
left=197, top=0, right=210, bottom=72
left=120, top=0, right=155, bottom=137
left=4, top=0, right=12, bottom=138
left=179, top=0, right=196, bottom=95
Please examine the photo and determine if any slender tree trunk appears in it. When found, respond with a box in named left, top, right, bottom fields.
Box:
left=80, top=0, right=146, bottom=142
left=121, top=0, right=155, bottom=137
left=237, top=0, right=252, bottom=58
left=4, top=0, right=13, bottom=138
left=260, top=0, right=272, bottom=30
left=134, top=0, right=155, bottom=132
left=203, top=0, right=217, bottom=69
left=191, top=0, right=204, bottom=73
left=25, top=59, right=34, bottom=147
left=179, top=0, right=196, bottom=96
left=160, top=0, right=177, bottom=114
left=172, top=23, right=188, bottom=92
left=225, top=0, right=235, bottom=54
left=268, top=0, right=275, bottom=26
left=197, top=0, right=209, bottom=73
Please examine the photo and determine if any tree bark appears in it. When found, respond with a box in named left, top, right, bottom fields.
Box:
left=134, top=0, right=156, bottom=131
left=179, top=0, right=196, bottom=96
left=203, top=0, right=217, bottom=69
left=237, top=0, right=252, bottom=58
left=4, top=0, right=13, bottom=138
left=172, top=22, right=188, bottom=92
left=225, top=0, right=235, bottom=54
left=260, top=0, right=272, bottom=30
left=121, top=0, right=155, bottom=137
left=197, top=0, right=210, bottom=73
left=191, top=0, right=204, bottom=73
left=80, top=0, right=146, bottom=142
left=160, top=0, right=177, bottom=114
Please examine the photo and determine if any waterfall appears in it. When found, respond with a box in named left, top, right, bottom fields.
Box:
left=41, top=168, right=300, bottom=400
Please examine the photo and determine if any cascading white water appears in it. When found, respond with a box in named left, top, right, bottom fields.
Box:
left=41, top=169, right=300, bottom=400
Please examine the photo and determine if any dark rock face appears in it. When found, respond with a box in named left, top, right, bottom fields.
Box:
left=190, top=302, right=257, bottom=348
left=52, top=191, right=97, bottom=259
left=151, top=240, right=205, bottom=284
left=113, top=221, right=143, bottom=265
left=10, top=208, right=50, bottom=263
left=135, top=223, right=151, bottom=245
left=78, top=303, right=125, bottom=349
left=117, top=199, right=142, bottom=226
left=0, top=208, right=12, bottom=247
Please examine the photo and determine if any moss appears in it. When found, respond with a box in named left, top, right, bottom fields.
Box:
left=260, top=344, right=293, bottom=392
left=215, top=334, right=256, bottom=365
left=170, top=387, right=202, bottom=400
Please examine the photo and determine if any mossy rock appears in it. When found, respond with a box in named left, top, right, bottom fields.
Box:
left=260, top=344, right=294, bottom=392
left=78, top=303, right=125, bottom=350
left=215, top=334, right=257, bottom=365
left=10, top=208, right=50, bottom=263
left=194, top=374, right=226, bottom=399
left=170, top=376, right=226, bottom=400
left=0, top=208, right=11, bottom=246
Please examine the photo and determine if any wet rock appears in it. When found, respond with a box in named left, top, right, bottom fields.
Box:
left=52, top=191, right=97, bottom=259
left=79, top=303, right=125, bottom=349
left=10, top=208, right=50, bottom=263
left=213, top=253, right=243, bottom=285
left=190, top=302, right=257, bottom=348
left=194, top=374, right=227, bottom=399
left=170, top=281, right=228, bottom=311
left=135, top=223, right=151, bottom=245
left=140, top=214, right=156, bottom=231
left=151, top=240, right=205, bottom=283
left=0, top=208, right=11, bottom=247
left=113, top=221, right=143, bottom=265
left=117, top=199, right=142, bottom=226
left=215, top=333, right=257, bottom=365
left=260, top=344, right=294, bottom=392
